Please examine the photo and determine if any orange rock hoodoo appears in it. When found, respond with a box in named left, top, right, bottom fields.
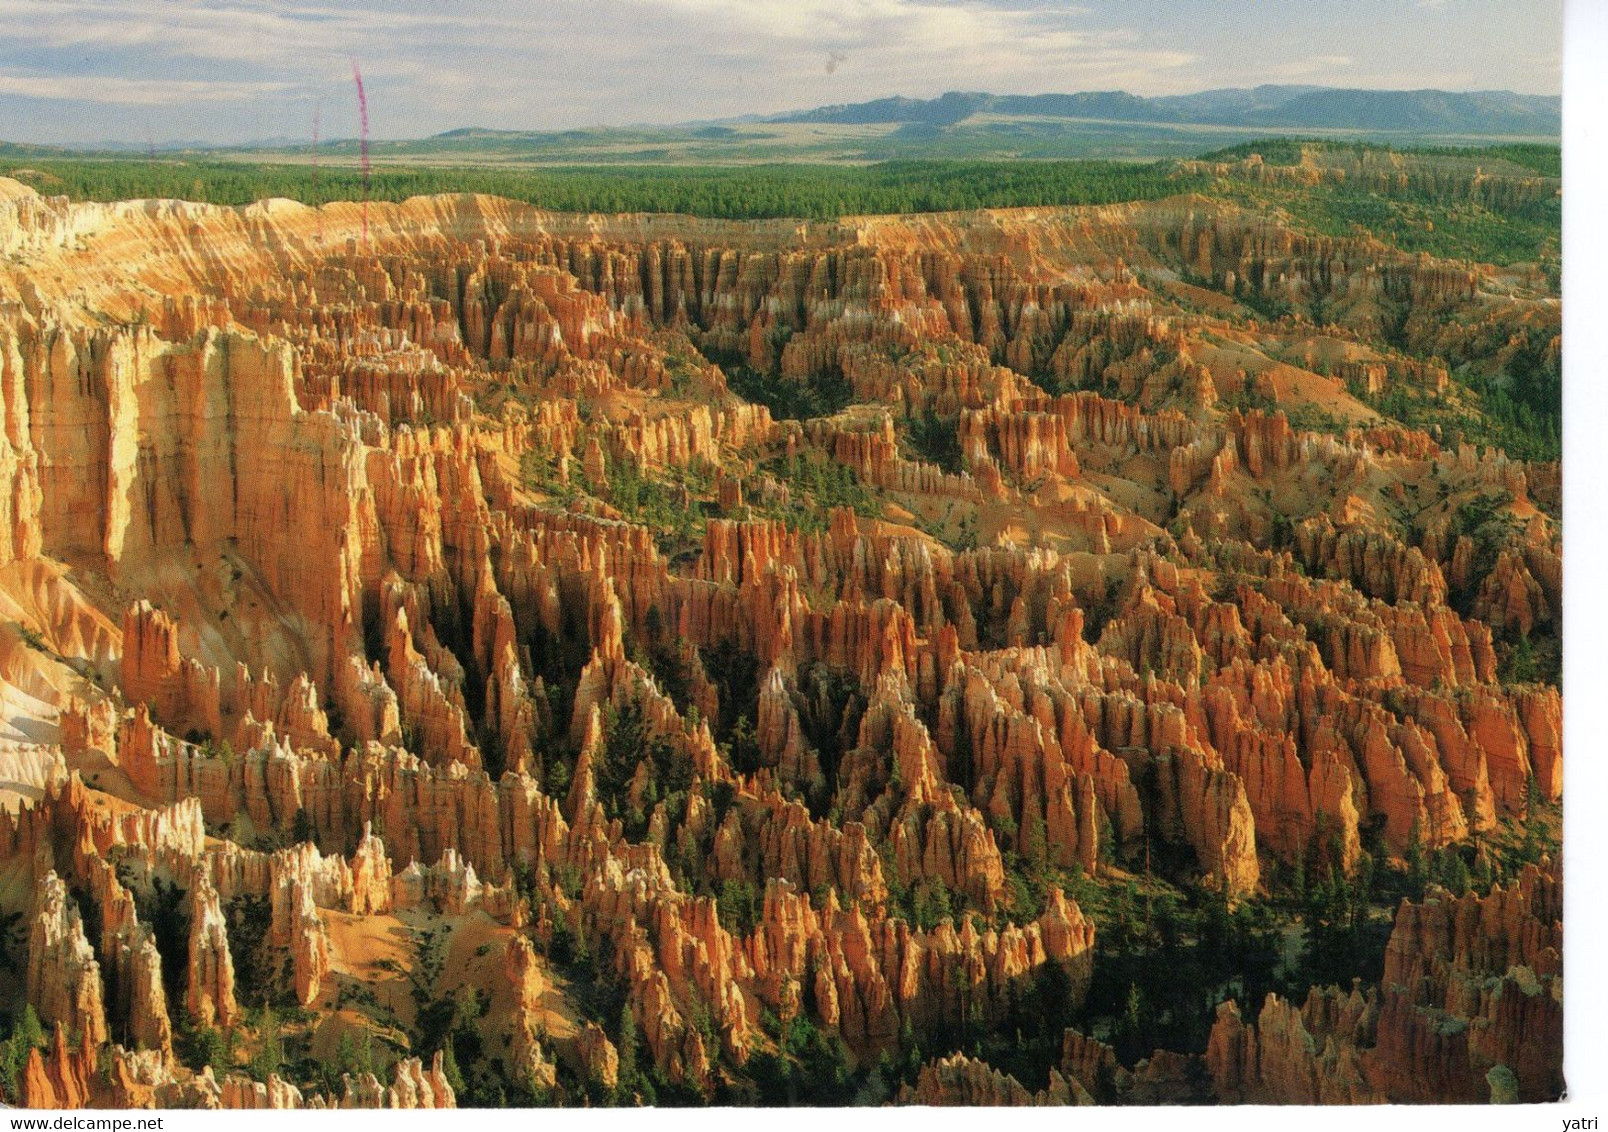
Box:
left=0, top=175, right=1560, bottom=1106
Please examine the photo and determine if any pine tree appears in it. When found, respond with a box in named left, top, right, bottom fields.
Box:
left=615, top=1005, right=638, bottom=1102
left=1443, top=852, right=1471, bottom=896
left=1405, top=819, right=1429, bottom=898
left=439, top=1040, right=465, bottom=1096
left=0, top=1006, right=46, bottom=1102
left=1023, top=812, right=1049, bottom=870
left=248, top=1007, right=284, bottom=1082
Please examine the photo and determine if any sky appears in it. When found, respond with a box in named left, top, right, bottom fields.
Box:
left=0, top=0, right=1563, bottom=146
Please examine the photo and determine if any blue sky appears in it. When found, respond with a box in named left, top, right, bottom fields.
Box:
left=0, top=0, right=1562, bottom=146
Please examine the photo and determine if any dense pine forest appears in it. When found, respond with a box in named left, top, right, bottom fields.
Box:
left=5, top=140, right=1559, bottom=266
left=5, top=157, right=1195, bottom=220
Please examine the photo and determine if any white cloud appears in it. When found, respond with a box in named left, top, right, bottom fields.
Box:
left=1266, top=55, right=1356, bottom=80
left=0, top=0, right=1560, bottom=143
left=0, top=71, right=291, bottom=105
left=0, top=0, right=1195, bottom=96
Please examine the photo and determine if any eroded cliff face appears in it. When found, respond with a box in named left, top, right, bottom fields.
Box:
left=1200, top=860, right=1562, bottom=1106
left=0, top=177, right=1560, bottom=1107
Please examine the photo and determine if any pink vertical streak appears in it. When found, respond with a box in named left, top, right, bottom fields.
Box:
left=311, top=103, right=321, bottom=241
left=351, top=59, right=370, bottom=247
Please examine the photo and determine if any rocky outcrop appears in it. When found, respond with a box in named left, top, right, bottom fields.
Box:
left=502, top=934, right=558, bottom=1091
left=186, top=872, right=239, bottom=1029
left=219, top=1074, right=309, bottom=1109
left=18, top=1028, right=96, bottom=1109
left=85, top=856, right=173, bottom=1059
left=1204, top=862, right=1562, bottom=1105
left=26, top=872, right=109, bottom=1048
left=576, top=1022, right=620, bottom=1091
left=1205, top=991, right=1382, bottom=1104
left=898, top=1053, right=1078, bottom=1105
left=337, top=1053, right=458, bottom=1109
left=1369, top=864, right=1562, bottom=1103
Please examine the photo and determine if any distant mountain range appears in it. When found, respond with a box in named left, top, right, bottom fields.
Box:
left=769, top=85, right=1559, bottom=136
left=1, top=84, right=1556, bottom=165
